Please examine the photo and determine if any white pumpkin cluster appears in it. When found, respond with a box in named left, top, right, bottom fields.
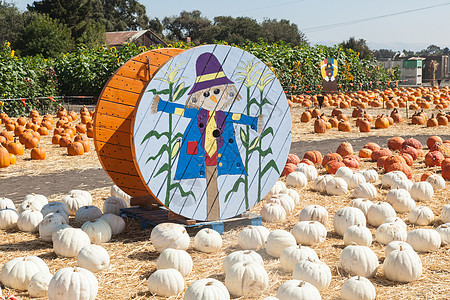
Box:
left=261, top=184, right=299, bottom=223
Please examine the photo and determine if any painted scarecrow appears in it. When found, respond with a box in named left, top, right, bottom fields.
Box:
left=321, top=58, right=338, bottom=93
left=151, top=52, right=263, bottom=220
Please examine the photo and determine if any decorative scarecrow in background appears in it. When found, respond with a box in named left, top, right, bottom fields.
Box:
left=321, top=58, right=338, bottom=94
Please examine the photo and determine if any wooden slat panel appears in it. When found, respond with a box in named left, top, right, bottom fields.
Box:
left=107, top=171, right=150, bottom=193
left=120, top=186, right=149, bottom=198
left=100, top=87, right=141, bottom=106
left=132, top=48, right=183, bottom=64
left=95, top=100, right=135, bottom=119
left=95, top=113, right=131, bottom=133
left=95, top=127, right=129, bottom=145
left=107, top=75, right=147, bottom=94
left=116, top=60, right=160, bottom=81
left=95, top=141, right=132, bottom=160
left=102, top=156, right=139, bottom=175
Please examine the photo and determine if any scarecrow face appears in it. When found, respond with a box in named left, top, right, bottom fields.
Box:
left=187, top=84, right=239, bottom=111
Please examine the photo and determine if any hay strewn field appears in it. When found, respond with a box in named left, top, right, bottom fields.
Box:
left=1, top=104, right=450, bottom=299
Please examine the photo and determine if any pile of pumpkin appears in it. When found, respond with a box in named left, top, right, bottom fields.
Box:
left=411, top=109, right=450, bottom=126
left=290, top=86, right=450, bottom=110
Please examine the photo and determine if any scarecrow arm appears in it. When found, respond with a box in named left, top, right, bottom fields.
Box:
left=152, top=96, right=198, bottom=118
left=226, top=112, right=262, bottom=132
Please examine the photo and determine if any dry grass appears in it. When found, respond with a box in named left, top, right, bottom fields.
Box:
left=1, top=106, right=450, bottom=299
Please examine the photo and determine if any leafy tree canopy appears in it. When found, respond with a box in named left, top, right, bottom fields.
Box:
left=341, top=37, right=373, bottom=59
left=0, top=1, right=25, bottom=46
left=261, top=18, right=307, bottom=45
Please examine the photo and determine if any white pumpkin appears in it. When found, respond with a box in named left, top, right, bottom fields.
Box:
left=69, top=189, right=92, bottom=205
left=17, top=198, right=44, bottom=214
left=292, top=258, right=331, bottom=291
left=74, top=205, right=103, bottom=225
left=358, top=169, right=378, bottom=183
left=151, top=223, right=190, bottom=253
left=313, top=174, right=334, bottom=193
left=28, top=271, right=52, bottom=298
left=352, top=182, right=377, bottom=199
left=326, top=177, right=348, bottom=196
left=339, top=245, right=379, bottom=277
left=223, top=250, right=264, bottom=274
left=280, top=245, right=319, bottom=272
left=385, top=241, right=414, bottom=256
left=340, top=276, right=376, bottom=300
left=406, top=228, right=441, bottom=252
left=386, top=188, right=410, bottom=204
left=52, top=227, right=91, bottom=257
left=367, top=202, right=396, bottom=227
left=436, top=223, right=450, bottom=245
left=344, top=173, right=367, bottom=190
left=442, top=204, right=450, bottom=223
left=271, top=180, right=287, bottom=195
left=157, top=248, right=193, bottom=277
left=391, top=179, right=413, bottom=191
left=267, top=194, right=295, bottom=214
left=382, top=217, right=407, bottom=231
left=17, top=209, right=43, bottom=232
left=408, top=206, right=434, bottom=225
left=100, top=213, right=126, bottom=235
left=0, top=256, right=49, bottom=290
left=391, top=190, right=415, bottom=213
left=81, top=219, right=112, bottom=244
left=336, top=166, right=354, bottom=178
left=343, top=224, right=372, bottom=246
left=184, top=278, right=230, bottom=300
left=0, top=197, right=15, bottom=210
left=381, top=171, right=407, bottom=188
left=383, top=246, right=422, bottom=282
left=102, top=196, right=128, bottom=215
left=298, top=204, right=328, bottom=226
left=0, top=208, right=19, bottom=229
left=77, top=244, right=110, bottom=273
left=333, top=207, right=366, bottom=236
left=61, top=193, right=89, bottom=216
left=295, top=163, right=318, bottom=181
left=276, top=279, right=321, bottom=300
left=349, top=198, right=373, bottom=217
left=375, top=223, right=407, bottom=245
left=238, top=225, right=270, bottom=250
left=48, top=267, right=97, bottom=300
left=260, top=203, right=286, bottom=223
left=225, top=262, right=268, bottom=297
left=426, top=174, right=445, bottom=190
left=194, top=228, right=222, bottom=253
left=41, top=201, right=70, bottom=218
left=39, top=213, right=68, bottom=242
left=410, top=181, right=434, bottom=201
left=111, top=184, right=131, bottom=204
left=266, top=230, right=297, bottom=258
left=291, top=221, right=327, bottom=246
left=147, top=268, right=184, bottom=297
left=286, top=171, right=308, bottom=189
left=280, top=188, right=300, bottom=205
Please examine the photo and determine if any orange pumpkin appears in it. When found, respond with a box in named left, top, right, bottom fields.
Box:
left=387, top=162, right=412, bottom=179
left=427, top=136, right=443, bottom=149
left=30, top=146, right=46, bottom=160
left=424, top=151, right=445, bottom=167
left=300, top=111, right=312, bottom=123
left=37, top=126, right=49, bottom=136
left=420, top=171, right=434, bottom=181
left=9, top=153, right=16, bottom=165
left=371, top=148, right=392, bottom=161
left=287, top=153, right=301, bottom=165
left=400, top=153, right=414, bottom=166
left=359, top=148, right=372, bottom=158
left=364, top=142, right=381, bottom=152
left=17, top=117, right=27, bottom=126
left=358, top=119, right=371, bottom=132
left=67, top=142, right=85, bottom=156
left=375, top=115, right=389, bottom=129
left=58, top=136, right=71, bottom=148
left=402, top=138, right=422, bottom=150
left=304, top=151, right=322, bottom=165
left=325, top=160, right=346, bottom=174
left=282, top=163, right=297, bottom=176
left=322, top=153, right=343, bottom=167
left=343, top=156, right=360, bottom=169
left=443, top=164, right=450, bottom=180
left=401, top=145, right=419, bottom=160
left=7, top=140, right=24, bottom=156
left=0, top=144, right=11, bottom=168
left=387, top=137, right=405, bottom=151
left=336, top=141, right=353, bottom=157
left=314, top=116, right=327, bottom=134
left=337, top=120, right=351, bottom=132
left=383, top=155, right=406, bottom=171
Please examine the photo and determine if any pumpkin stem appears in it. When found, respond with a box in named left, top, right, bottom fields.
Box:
left=205, top=281, right=214, bottom=286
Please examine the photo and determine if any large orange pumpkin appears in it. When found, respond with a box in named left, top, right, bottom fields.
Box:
left=314, top=116, right=327, bottom=133
left=424, top=151, right=445, bottom=167
left=400, top=145, right=419, bottom=160
left=371, top=148, right=392, bottom=161
left=442, top=164, right=450, bottom=180
left=402, top=138, right=423, bottom=150
left=336, top=141, right=354, bottom=157
left=427, top=136, right=443, bottom=149
left=0, top=144, right=11, bottom=168
left=304, top=151, right=322, bottom=165
left=387, top=136, right=405, bottom=151
left=282, top=163, right=297, bottom=176
left=359, top=148, right=372, bottom=158
left=387, top=162, right=412, bottom=179
left=325, top=160, right=346, bottom=174
left=364, top=142, right=381, bottom=152
left=322, top=153, right=343, bottom=167
left=287, top=153, right=301, bottom=165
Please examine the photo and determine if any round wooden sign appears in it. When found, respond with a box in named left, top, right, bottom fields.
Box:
left=94, top=48, right=184, bottom=199
left=132, top=45, right=292, bottom=221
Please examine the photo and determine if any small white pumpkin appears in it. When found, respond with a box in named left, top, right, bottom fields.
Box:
left=391, top=191, right=415, bottom=213
left=375, top=223, right=407, bottom=245
left=352, top=182, right=377, bottom=199
left=17, top=198, right=44, bottom=214
left=48, top=267, right=98, bottom=300
left=291, top=221, right=327, bottom=246
left=68, top=189, right=92, bottom=205
left=147, top=268, right=184, bottom=297
left=333, top=207, right=366, bottom=236
left=339, top=245, right=379, bottom=277
left=367, top=202, right=396, bottom=227
left=381, top=171, right=407, bottom=188
left=194, top=228, right=222, bottom=253
left=0, top=208, right=19, bottom=229
left=391, top=178, right=413, bottom=191
left=267, top=194, right=295, bottom=214
left=386, top=188, right=410, bottom=205
left=61, top=193, right=89, bottom=216
left=276, top=279, right=321, bottom=300
left=436, top=223, right=450, bottom=245
left=326, top=177, right=348, bottom=196
left=298, top=204, right=328, bottom=226
left=111, top=184, right=131, bottom=205
left=295, top=163, right=318, bottom=181
left=225, top=262, right=268, bottom=297
left=0, top=197, right=15, bottom=210
left=271, top=180, right=287, bottom=195
left=0, top=256, right=49, bottom=290
left=81, top=219, right=112, bottom=244
left=52, top=227, right=91, bottom=257
left=77, top=244, right=110, bottom=273
left=157, top=248, right=193, bottom=277
left=385, top=241, right=414, bottom=256
left=280, top=245, right=318, bottom=272
left=408, top=206, right=434, bottom=225
left=292, top=258, right=331, bottom=291
left=336, top=166, right=354, bottom=178
left=102, top=196, right=128, bottom=215
left=382, top=217, right=407, bottom=231
left=286, top=171, right=308, bottom=189
left=23, top=193, right=48, bottom=205
left=41, top=201, right=70, bottom=218
left=260, top=203, right=286, bottom=223
left=349, top=198, right=373, bottom=217
left=410, top=181, right=434, bottom=201
left=280, top=188, right=300, bottom=205
left=17, top=209, right=43, bottom=233
left=442, top=204, right=450, bottom=223
left=151, top=223, right=190, bottom=253
left=28, top=271, right=52, bottom=298
left=223, top=250, right=264, bottom=274
left=340, top=276, right=376, bottom=300
left=184, top=278, right=230, bottom=300
left=358, top=169, right=379, bottom=183
left=266, top=230, right=297, bottom=258
left=39, top=212, right=68, bottom=242
left=383, top=246, right=422, bottom=282
left=238, top=225, right=270, bottom=250
left=344, top=173, right=367, bottom=190
left=426, top=174, right=445, bottom=190
left=343, top=224, right=372, bottom=246
left=74, top=205, right=103, bottom=225
left=406, top=228, right=441, bottom=252
left=100, top=213, right=126, bottom=235
left=313, top=174, right=334, bottom=193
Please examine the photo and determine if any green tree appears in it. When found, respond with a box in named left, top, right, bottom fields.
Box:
left=0, top=1, right=25, bottom=46
left=103, top=0, right=149, bottom=31
left=163, top=10, right=211, bottom=43
left=208, top=16, right=261, bottom=45
left=341, top=37, right=373, bottom=59
left=260, top=18, right=307, bottom=45
left=15, top=13, right=75, bottom=57
left=372, top=49, right=396, bottom=60
left=148, top=17, right=164, bottom=35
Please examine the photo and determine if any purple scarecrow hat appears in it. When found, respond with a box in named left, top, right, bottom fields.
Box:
left=188, top=52, right=234, bottom=95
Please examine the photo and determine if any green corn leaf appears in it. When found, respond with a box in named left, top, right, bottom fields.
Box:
left=248, top=98, right=259, bottom=108
left=146, top=144, right=168, bottom=164
left=169, top=182, right=196, bottom=201
left=261, top=159, right=280, bottom=177
left=171, top=140, right=181, bottom=159
left=260, top=127, right=274, bottom=140
left=147, top=88, right=170, bottom=95
left=248, top=136, right=259, bottom=150
left=261, top=98, right=272, bottom=106
left=224, top=177, right=246, bottom=203
left=172, top=82, right=184, bottom=101
left=153, top=163, right=170, bottom=177
left=141, top=130, right=170, bottom=144
left=249, top=147, right=272, bottom=156
left=171, top=132, right=183, bottom=144
left=240, top=128, right=248, bottom=146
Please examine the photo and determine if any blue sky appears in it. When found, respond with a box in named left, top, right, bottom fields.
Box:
left=14, top=0, right=450, bottom=51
